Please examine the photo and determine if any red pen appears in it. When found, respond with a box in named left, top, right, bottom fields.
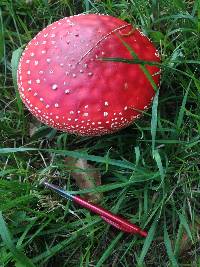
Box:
left=43, top=182, right=147, bottom=237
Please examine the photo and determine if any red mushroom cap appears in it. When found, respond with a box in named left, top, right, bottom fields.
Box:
left=17, top=14, right=161, bottom=136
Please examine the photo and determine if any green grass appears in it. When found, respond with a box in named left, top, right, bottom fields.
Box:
left=0, top=0, right=200, bottom=266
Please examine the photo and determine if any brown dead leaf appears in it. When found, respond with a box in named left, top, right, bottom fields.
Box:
left=29, top=117, right=41, bottom=137
left=178, top=223, right=200, bottom=256
left=66, top=157, right=102, bottom=203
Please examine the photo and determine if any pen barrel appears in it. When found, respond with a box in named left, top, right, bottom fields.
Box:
left=43, top=182, right=147, bottom=237
left=73, top=195, right=147, bottom=237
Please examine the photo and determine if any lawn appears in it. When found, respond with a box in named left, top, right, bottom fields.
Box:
left=0, top=0, right=200, bottom=266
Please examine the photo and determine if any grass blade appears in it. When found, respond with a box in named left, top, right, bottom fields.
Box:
left=177, top=80, right=192, bottom=130
left=151, top=90, right=159, bottom=154
left=153, top=149, right=165, bottom=184
left=11, top=47, right=23, bottom=89
left=0, top=147, right=135, bottom=170
left=164, top=222, right=179, bottom=267
left=84, top=0, right=90, bottom=11
left=0, top=8, right=5, bottom=63
left=96, top=233, right=123, bottom=267
left=178, top=212, right=193, bottom=243
left=137, top=216, right=158, bottom=266
left=0, top=212, right=36, bottom=267
left=115, top=33, right=159, bottom=92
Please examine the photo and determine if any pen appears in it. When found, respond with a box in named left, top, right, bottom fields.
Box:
left=43, top=182, right=147, bottom=237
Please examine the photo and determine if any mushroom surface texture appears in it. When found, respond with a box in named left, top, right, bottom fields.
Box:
left=17, top=14, right=161, bottom=136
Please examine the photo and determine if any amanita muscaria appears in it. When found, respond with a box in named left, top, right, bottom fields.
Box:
left=17, top=14, right=161, bottom=136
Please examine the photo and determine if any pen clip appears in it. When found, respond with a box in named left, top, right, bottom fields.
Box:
left=100, top=215, right=133, bottom=233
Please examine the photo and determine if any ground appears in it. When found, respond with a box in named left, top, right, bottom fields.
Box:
left=0, top=0, right=200, bottom=266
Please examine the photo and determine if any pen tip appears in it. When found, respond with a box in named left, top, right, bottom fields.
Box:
left=43, top=181, right=50, bottom=187
left=43, top=182, right=54, bottom=191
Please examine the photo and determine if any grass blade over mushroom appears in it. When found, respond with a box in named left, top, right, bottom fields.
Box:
left=106, top=33, right=159, bottom=92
